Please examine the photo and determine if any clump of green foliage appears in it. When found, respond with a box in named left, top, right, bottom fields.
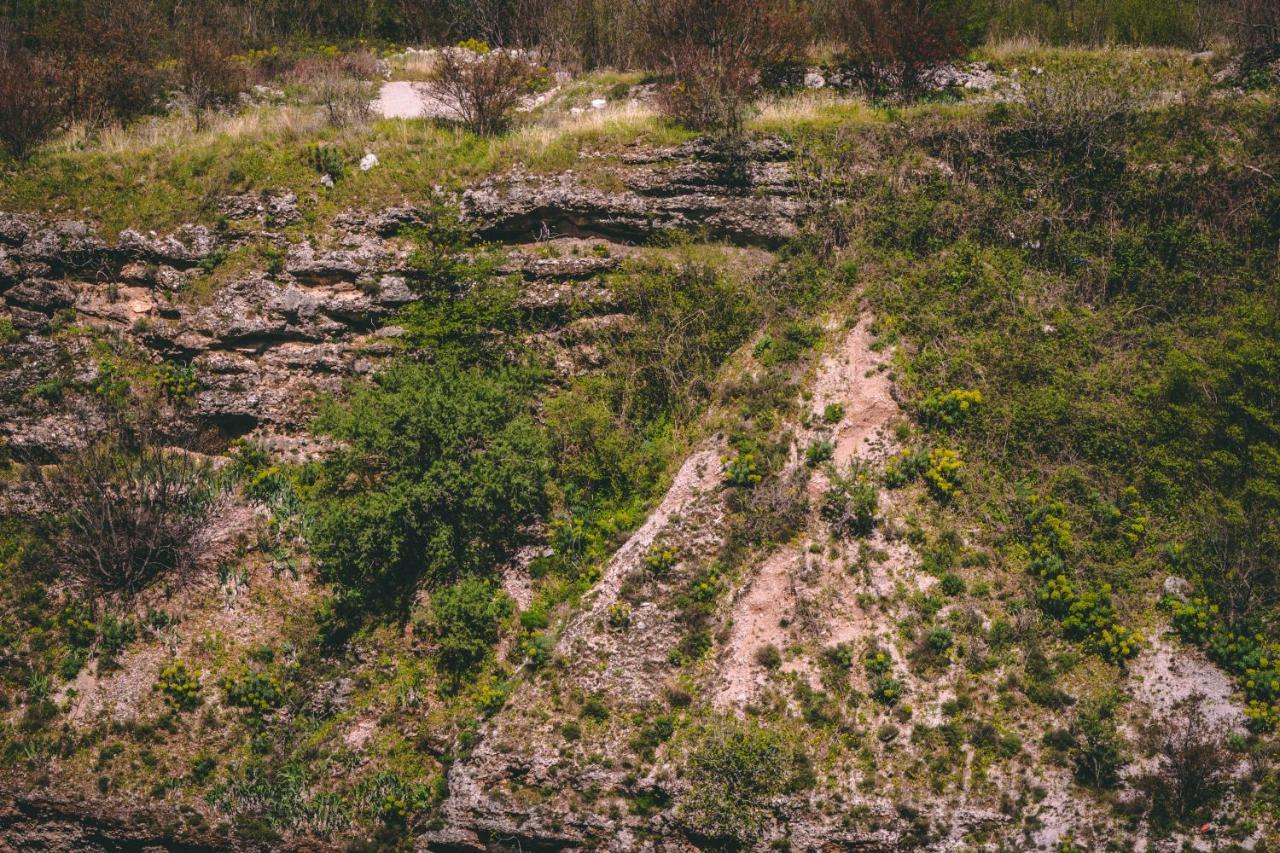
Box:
left=428, top=577, right=512, bottom=689
left=155, top=660, right=202, bottom=711
left=1168, top=595, right=1280, bottom=730
left=677, top=717, right=813, bottom=845
left=723, top=451, right=763, bottom=488
left=821, top=462, right=879, bottom=537
left=222, top=670, right=285, bottom=716
left=920, top=388, right=982, bottom=430
left=923, top=447, right=961, bottom=499
left=307, top=359, right=548, bottom=616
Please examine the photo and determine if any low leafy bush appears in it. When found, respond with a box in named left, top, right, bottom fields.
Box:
left=723, top=452, right=763, bottom=488
left=307, top=359, right=548, bottom=613
left=821, top=463, right=879, bottom=538
left=920, top=388, right=982, bottom=430
left=883, top=448, right=929, bottom=488
left=429, top=577, right=512, bottom=687
left=805, top=438, right=835, bottom=467
left=923, top=447, right=962, bottom=499
left=643, top=545, right=678, bottom=576
left=940, top=572, right=965, bottom=596
left=755, top=643, right=782, bottom=669
left=606, top=601, right=632, bottom=630
left=155, top=660, right=202, bottom=711
left=222, top=670, right=284, bottom=716
left=305, top=143, right=345, bottom=181
left=677, top=717, right=813, bottom=844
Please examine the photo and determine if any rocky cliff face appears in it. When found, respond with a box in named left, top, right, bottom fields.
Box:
left=0, top=139, right=803, bottom=466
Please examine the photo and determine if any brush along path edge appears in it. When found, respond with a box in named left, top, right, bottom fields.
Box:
left=715, top=316, right=906, bottom=709
left=432, top=443, right=730, bottom=849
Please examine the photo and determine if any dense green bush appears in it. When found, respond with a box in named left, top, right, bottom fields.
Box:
left=223, top=670, right=285, bottom=716
left=429, top=577, right=512, bottom=686
left=1067, top=696, right=1128, bottom=788
left=307, top=359, right=549, bottom=612
left=155, top=660, right=202, bottom=711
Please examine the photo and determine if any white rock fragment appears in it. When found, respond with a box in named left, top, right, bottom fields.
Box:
left=359, top=153, right=379, bottom=171
left=590, top=98, right=607, bottom=110
left=320, top=174, right=335, bottom=189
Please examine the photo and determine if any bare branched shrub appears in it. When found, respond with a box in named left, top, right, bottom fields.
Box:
left=829, top=0, right=964, bottom=97
left=315, top=68, right=375, bottom=128
left=1232, top=0, right=1280, bottom=57
left=35, top=424, right=221, bottom=594
left=739, top=467, right=810, bottom=547
left=642, top=0, right=807, bottom=135
left=431, top=45, right=547, bottom=135
left=177, top=32, right=246, bottom=131
left=1013, top=68, right=1151, bottom=164
left=1136, top=693, right=1235, bottom=826
left=0, top=47, right=66, bottom=159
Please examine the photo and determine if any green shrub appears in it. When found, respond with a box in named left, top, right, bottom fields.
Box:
left=926, top=628, right=954, bottom=653
left=643, top=544, right=678, bottom=576
left=805, top=438, right=835, bottom=467
left=865, top=646, right=893, bottom=675
left=222, top=670, right=284, bottom=715
left=723, top=451, right=763, bottom=488
left=923, top=447, right=961, bottom=499
left=871, top=674, right=904, bottom=705
left=1069, top=697, right=1128, bottom=788
left=155, top=660, right=202, bottom=711
left=920, top=388, right=982, bottom=430
left=677, top=717, right=813, bottom=845
left=755, top=643, right=782, bottom=669
left=607, top=601, right=633, bottom=630
left=883, top=448, right=929, bottom=488
left=429, top=577, right=511, bottom=686
left=158, top=362, right=199, bottom=402
left=308, top=359, right=548, bottom=613
left=939, top=573, right=965, bottom=596
left=305, top=143, right=345, bottom=180
left=822, top=402, right=845, bottom=424
left=821, top=464, right=879, bottom=538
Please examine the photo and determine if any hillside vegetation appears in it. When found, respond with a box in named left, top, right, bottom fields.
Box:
left=0, top=1, right=1278, bottom=850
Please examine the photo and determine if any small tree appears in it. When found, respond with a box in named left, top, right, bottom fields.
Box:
left=431, top=44, right=546, bottom=135
left=177, top=31, right=244, bottom=131
left=642, top=0, right=807, bottom=134
left=0, top=48, right=66, bottom=159
left=1069, top=695, right=1129, bottom=788
left=830, top=0, right=965, bottom=98
left=678, top=716, right=813, bottom=845
left=1137, top=694, right=1234, bottom=826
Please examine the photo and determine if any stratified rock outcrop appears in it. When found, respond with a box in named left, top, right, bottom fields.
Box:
left=0, top=139, right=808, bottom=463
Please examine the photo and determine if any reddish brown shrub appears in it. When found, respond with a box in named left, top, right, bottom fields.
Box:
left=177, top=32, right=246, bottom=130
left=0, top=49, right=66, bottom=159
left=431, top=45, right=547, bottom=135
left=643, top=0, right=807, bottom=134
left=830, top=0, right=965, bottom=97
